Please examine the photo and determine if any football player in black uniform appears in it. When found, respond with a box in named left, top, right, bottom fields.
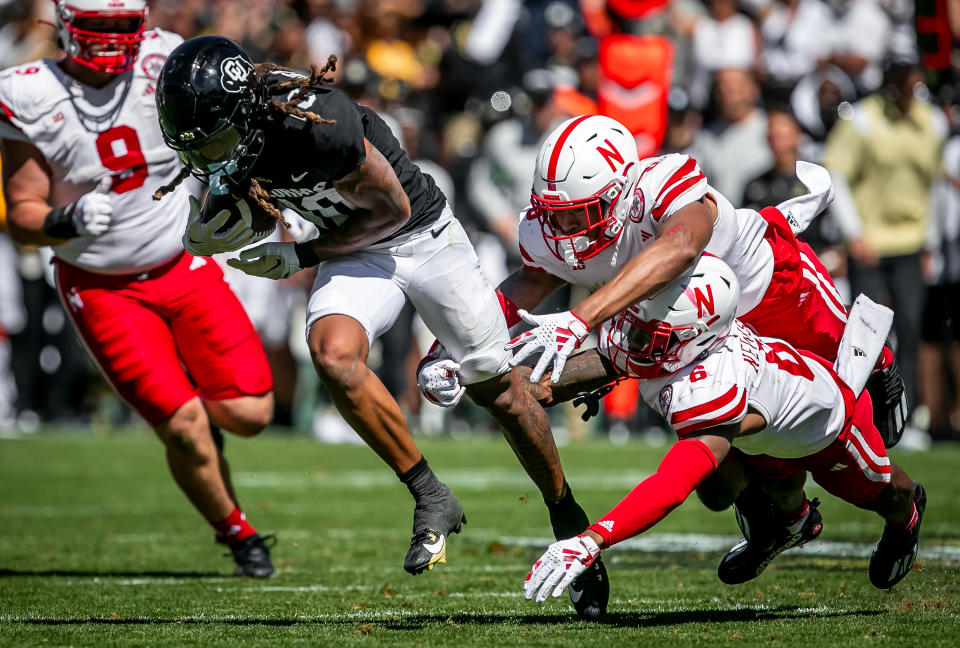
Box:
left=153, top=36, right=608, bottom=619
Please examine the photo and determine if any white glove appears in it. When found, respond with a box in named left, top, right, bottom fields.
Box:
left=418, top=358, right=465, bottom=407
left=226, top=241, right=302, bottom=280
left=183, top=195, right=255, bottom=256
left=505, top=309, right=589, bottom=383
left=72, top=177, right=113, bottom=236
left=523, top=535, right=601, bottom=603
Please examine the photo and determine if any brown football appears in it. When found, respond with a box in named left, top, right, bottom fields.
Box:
left=201, top=192, right=277, bottom=236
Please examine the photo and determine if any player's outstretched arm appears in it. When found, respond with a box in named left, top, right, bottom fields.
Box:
left=513, top=349, right=619, bottom=407
left=524, top=431, right=731, bottom=604
left=573, top=199, right=715, bottom=329
left=297, top=139, right=411, bottom=264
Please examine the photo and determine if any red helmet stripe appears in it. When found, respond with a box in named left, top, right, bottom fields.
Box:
left=546, top=115, right=591, bottom=190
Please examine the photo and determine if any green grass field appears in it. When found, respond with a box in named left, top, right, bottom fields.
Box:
left=1, top=431, right=959, bottom=647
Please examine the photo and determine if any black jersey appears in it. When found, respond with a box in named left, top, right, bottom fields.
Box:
left=249, top=73, right=446, bottom=240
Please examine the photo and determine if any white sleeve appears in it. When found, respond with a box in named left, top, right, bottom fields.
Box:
left=666, top=378, right=748, bottom=438
left=643, top=154, right=708, bottom=224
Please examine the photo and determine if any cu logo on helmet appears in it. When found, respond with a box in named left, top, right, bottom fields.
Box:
left=220, top=56, right=253, bottom=93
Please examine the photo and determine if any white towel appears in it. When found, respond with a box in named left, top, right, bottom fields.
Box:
left=776, top=161, right=836, bottom=235
left=833, top=294, right=893, bottom=396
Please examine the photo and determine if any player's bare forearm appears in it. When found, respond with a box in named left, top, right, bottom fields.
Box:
left=317, top=139, right=410, bottom=259
left=300, top=206, right=403, bottom=261
left=514, top=349, right=619, bottom=407
left=574, top=202, right=713, bottom=327
left=6, top=200, right=64, bottom=246
left=2, top=138, right=63, bottom=246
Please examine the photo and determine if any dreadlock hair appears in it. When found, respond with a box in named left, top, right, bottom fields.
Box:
left=255, top=55, right=338, bottom=126
left=237, top=56, right=337, bottom=223
left=152, top=166, right=190, bottom=201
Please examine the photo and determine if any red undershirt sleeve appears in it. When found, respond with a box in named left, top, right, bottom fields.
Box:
left=586, top=438, right=719, bottom=547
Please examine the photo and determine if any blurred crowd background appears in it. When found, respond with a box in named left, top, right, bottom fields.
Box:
left=1, top=0, right=958, bottom=448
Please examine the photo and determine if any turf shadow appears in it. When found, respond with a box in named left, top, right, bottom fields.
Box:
left=6, top=607, right=883, bottom=629
left=597, top=606, right=884, bottom=628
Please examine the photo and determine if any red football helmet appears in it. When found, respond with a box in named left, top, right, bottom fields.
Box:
left=600, top=255, right=740, bottom=378
left=531, top=115, right=641, bottom=267
left=54, top=0, right=148, bottom=74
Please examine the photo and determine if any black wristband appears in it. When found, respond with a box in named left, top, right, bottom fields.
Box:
left=294, top=241, right=321, bottom=268
left=42, top=203, right=80, bottom=239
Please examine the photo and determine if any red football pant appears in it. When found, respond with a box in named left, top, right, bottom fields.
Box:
left=740, top=207, right=848, bottom=361
left=55, top=252, right=273, bottom=426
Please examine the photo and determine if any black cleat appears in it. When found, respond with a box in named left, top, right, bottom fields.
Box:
left=869, top=482, right=926, bottom=589
left=228, top=533, right=276, bottom=578
left=403, top=485, right=465, bottom=575
left=549, top=496, right=609, bottom=620
left=719, top=498, right=823, bottom=585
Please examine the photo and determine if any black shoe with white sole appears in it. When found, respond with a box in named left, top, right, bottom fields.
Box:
left=403, top=485, right=466, bottom=575
left=869, top=482, right=926, bottom=589
left=718, top=498, right=823, bottom=585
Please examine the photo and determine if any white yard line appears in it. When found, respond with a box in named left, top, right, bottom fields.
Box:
left=497, top=533, right=960, bottom=562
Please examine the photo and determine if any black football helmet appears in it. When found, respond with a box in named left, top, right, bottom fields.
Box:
left=156, top=36, right=266, bottom=194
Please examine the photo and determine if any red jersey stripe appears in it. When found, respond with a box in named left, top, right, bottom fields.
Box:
left=671, top=384, right=740, bottom=425
left=0, top=99, right=17, bottom=124
left=655, top=157, right=698, bottom=202
left=674, top=391, right=748, bottom=436
left=652, top=173, right=705, bottom=221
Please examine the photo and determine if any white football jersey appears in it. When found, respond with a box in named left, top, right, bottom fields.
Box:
left=0, top=29, right=195, bottom=274
left=518, top=153, right=774, bottom=316
left=633, top=321, right=850, bottom=458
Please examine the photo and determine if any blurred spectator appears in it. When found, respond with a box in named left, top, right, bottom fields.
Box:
left=823, top=55, right=948, bottom=415
left=687, top=0, right=758, bottom=109
left=789, top=64, right=857, bottom=155
left=827, top=0, right=895, bottom=95
left=695, top=67, right=773, bottom=202
left=304, top=0, right=351, bottom=68
left=741, top=105, right=808, bottom=208
left=758, top=0, right=834, bottom=100
left=466, top=68, right=564, bottom=279
left=660, top=86, right=707, bottom=160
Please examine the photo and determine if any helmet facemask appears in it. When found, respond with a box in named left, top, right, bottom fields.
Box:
left=533, top=178, right=627, bottom=267
left=165, top=106, right=265, bottom=195
left=55, top=1, right=148, bottom=74
left=605, top=309, right=705, bottom=378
